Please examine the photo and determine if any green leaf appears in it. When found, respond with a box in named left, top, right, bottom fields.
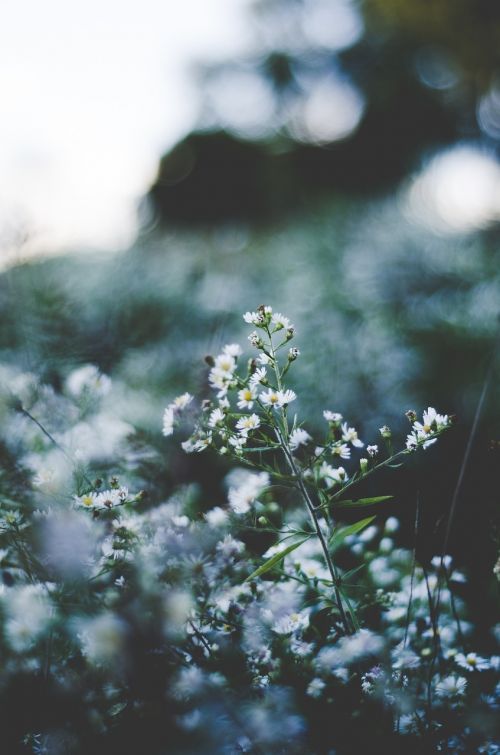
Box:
left=341, top=563, right=366, bottom=582
left=337, top=585, right=361, bottom=632
left=241, top=445, right=280, bottom=453
left=245, top=537, right=311, bottom=582
left=329, top=516, right=376, bottom=553
left=329, top=495, right=393, bottom=509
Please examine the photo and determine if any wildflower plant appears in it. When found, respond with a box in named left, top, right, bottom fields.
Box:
left=169, top=305, right=453, bottom=635
left=0, top=309, right=498, bottom=753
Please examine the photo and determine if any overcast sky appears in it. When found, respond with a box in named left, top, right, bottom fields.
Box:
left=0, top=0, right=251, bottom=266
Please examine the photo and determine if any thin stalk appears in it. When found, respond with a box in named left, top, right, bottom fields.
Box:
left=265, top=326, right=351, bottom=634
left=281, top=438, right=351, bottom=634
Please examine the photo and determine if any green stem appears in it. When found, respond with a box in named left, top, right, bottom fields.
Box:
left=265, top=327, right=351, bottom=634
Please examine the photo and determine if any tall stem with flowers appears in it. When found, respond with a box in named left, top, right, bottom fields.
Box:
left=164, top=305, right=452, bottom=635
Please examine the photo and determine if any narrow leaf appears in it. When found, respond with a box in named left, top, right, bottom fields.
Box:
left=245, top=537, right=311, bottom=581
left=329, top=495, right=393, bottom=509
left=329, top=516, right=376, bottom=553
left=341, top=564, right=366, bottom=582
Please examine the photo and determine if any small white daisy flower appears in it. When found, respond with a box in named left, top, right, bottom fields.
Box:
left=74, top=492, right=98, bottom=508
left=172, top=393, right=193, bottom=410
left=331, top=443, right=351, bottom=459
left=323, top=410, right=343, bottom=422
left=208, top=408, right=225, bottom=427
left=237, top=386, right=257, bottom=409
left=223, top=343, right=242, bottom=357
left=455, top=652, right=491, bottom=672
left=435, top=674, right=467, bottom=698
left=162, top=407, right=176, bottom=436
left=289, top=428, right=312, bottom=451
left=341, top=422, right=364, bottom=448
left=257, top=353, right=271, bottom=366
left=271, top=312, right=292, bottom=331
left=214, top=353, right=236, bottom=375
left=260, top=388, right=296, bottom=408
left=236, top=414, right=261, bottom=434
left=249, top=367, right=267, bottom=388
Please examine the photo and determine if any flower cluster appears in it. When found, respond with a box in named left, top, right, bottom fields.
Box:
left=406, top=407, right=451, bottom=450
left=1, top=312, right=493, bottom=755
left=164, top=307, right=453, bottom=641
left=162, top=392, right=193, bottom=436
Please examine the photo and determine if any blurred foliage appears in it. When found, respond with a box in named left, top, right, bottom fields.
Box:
left=2, top=198, right=499, bottom=585
left=1, top=0, right=499, bottom=649
left=149, top=0, right=500, bottom=225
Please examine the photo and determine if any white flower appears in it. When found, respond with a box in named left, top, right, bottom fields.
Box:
left=455, top=652, right=491, bottom=672
left=384, top=517, right=400, bottom=534
left=289, top=428, right=311, bottom=451
left=216, top=534, right=245, bottom=557
left=237, top=386, right=257, bottom=409
left=172, top=393, right=194, bottom=410
left=223, top=343, right=242, bottom=357
left=271, top=312, right=292, bottom=331
left=257, top=353, right=271, bottom=366
left=260, top=388, right=296, bottom=408
left=95, top=489, right=122, bottom=509
left=367, top=445, right=378, bottom=457
left=407, top=430, right=437, bottom=450
left=236, top=414, right=261, bottom=434
left=341, top=423, right=364, bottom=448
left=421, top=407, right=449, bottom=431
left=409, top=408, right=449, bottom=449
left=243, top=311, right=262, bottom=325
left=229, top=435, right=247, bottom=450
left=74, top=492, right=98, bottom=508
left=205, top=507, right=228, bottom=527
left=272, top=609, right=309, bottom=635
left=331, top=443, right=351, bottom=459
left=323, top=410, right=342, bottom=422
left=192, top=434, right=213, bottom=452
left=248, top=331, right=262, bottom=347
left=66, top=364, right=111, bottom=398
left=249, top=367, right=267, bottom=388
left=435, top=674, right=467, bottom=698
left=208, top=367, right=233, bottom=397
left=163, top=393, right=194, bottom=435
left=243, top=307, right=272, bottom=326
left=162, top=407, right=176, bottom=436
left=228, top=471, right=269, bottom=514
left=171, top=515, right=190, bottom=528
left=214, top=353, right=236, bottom=375
left=307, top=678, right=326, bottom=698
left=33, top=468, right=56, bottom=488
left=208, top=407, right=225, bottom=427
left=181, top=438, right=197, bottom=453
left=319, top=462, right=348, bottom=487
left=406, top=433, right=419, bottom=451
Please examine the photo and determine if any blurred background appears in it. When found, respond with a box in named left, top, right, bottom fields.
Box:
left=1, top=0, right=499, bottom=620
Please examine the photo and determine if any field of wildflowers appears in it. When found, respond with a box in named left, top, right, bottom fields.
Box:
left=0, top=286, right=498, bottom=753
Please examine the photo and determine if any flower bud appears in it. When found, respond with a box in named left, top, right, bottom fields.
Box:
left=379, top=425, right=392, bottom=439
